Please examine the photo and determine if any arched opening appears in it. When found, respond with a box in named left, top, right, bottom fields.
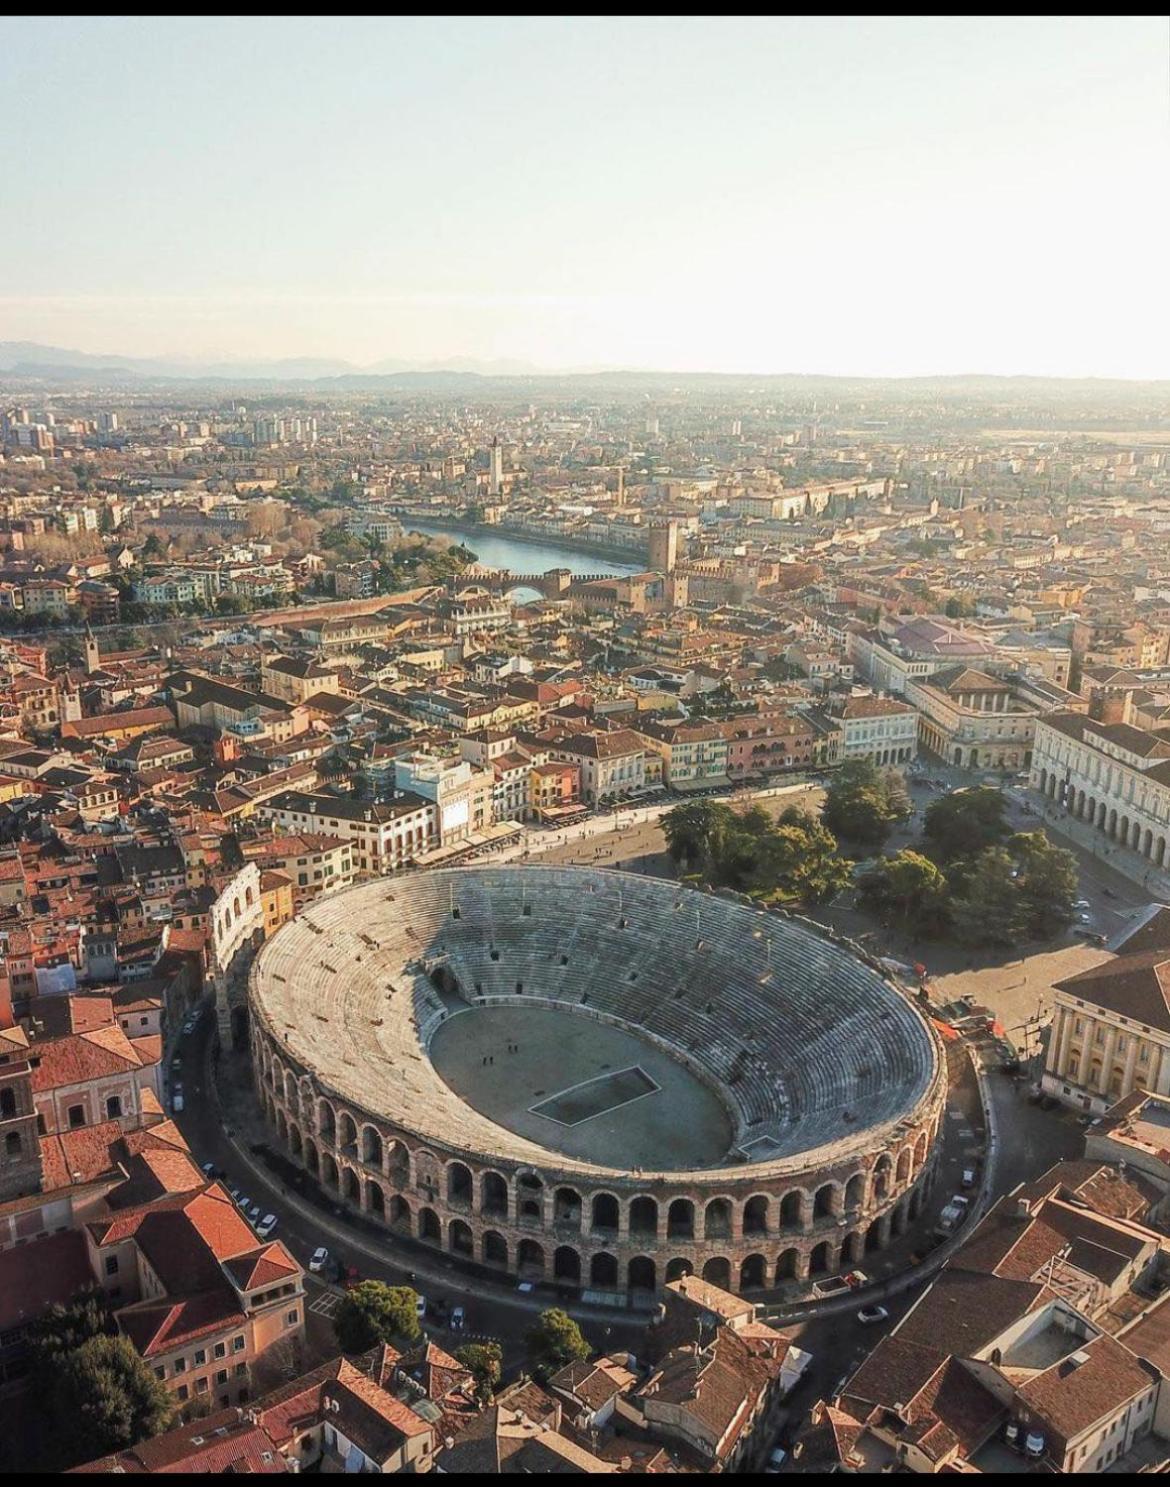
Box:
left=891, top=1199, right=909, bottom=1237
left=5, top=1131, right=21, bottom=1158
left=667, top=1198, right=695, bottom=1240
left=429, top=963, right=459, bottom=996
left=106, top=1095, right=123, bottom=1120
left=592, top=1193, right=620, bottom=1234
left=813, top=1183, right=836, bottom=1219
left=779, top=1190, right=804, bottom=1231
left=896, top=1148, right=912, bottom=1185
left=517, top=1239, right=545, bottom=1279
left=775, top=1248, right=800, bottom=1283
left=844, top=1173, right=865, bottom=1210
left=317, top=1101, right=335, bottom=1142
left=304, top=1138, right=319, bottom=1177
left=590, top=1252, right=618, bottom=1287
left=554, top=1187, right=582, bottom=1230
left=704, top=1197, right=732, bottom=1241
left=338, top=1113, right=357, bottom=1153
left=361, top=1126, right=383, bottom=1168
left=742, top=1194, right=769, bottom=1237
left=842, top=1230, right=864, bottom=1266
left=872, top=1155, right=892, bottom=1202
left=665, top=1257, right=693, bottom=1283
left=419, top=1206, right=442, bottom=1244
left=913, top=1133, right=928, bottom=1172
left=482, top=1170, right=508, bottom=1218
left=367, top=1181, right=385, bottom=1218
left=289, top=1123, right=302, bottom=1160
left=740, top=1253, right=767, bottom=1290
left=342, top=1167, right=360, bottom=1204
left=483, top=1230, right=508, bottom=1267
left=554, top=1246, right=581, bottom=1284
left=447, top=1161, right=473, bottom=1207
left=629, top=1196, right=658, bottom=1239
left=387, top=1141, right=410, bottom=1187
left=449, top=1219, right=474, bottom=1257
left=322, top=1153, right=339, bottom=1191
left=628, top=1256, right=657, bottom=1294
left=809, top=1241, right=832, bottom=1276
left=702, top=1256, right=732, bottom=1289
left=865, top=1217, right=883, bottom=1253
left=276, top=1109, right=288, bottom=1143
left=517, top=1172, right=543, bottom=1223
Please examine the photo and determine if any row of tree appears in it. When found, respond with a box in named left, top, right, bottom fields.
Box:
left=663, top=799, right=851, bottom=904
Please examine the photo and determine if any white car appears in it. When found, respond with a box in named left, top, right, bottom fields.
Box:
left=309, top=1247, right=330, bottom=1274
left=857, top=1304, right=889, bottom=1325
left=256, top=1214, right=278, bottom=1239
left=1072, top=899, right=1091, bottom=911
left=200, top=1160, right=216, bottom=1178
left=450, top=1305, right=465, bottom=1331
left=246, top=1204, right=263, bottom=1225
left=416, top=1295, right=428, bottom=1319
left=171, top=1092, right=184, bottom=1113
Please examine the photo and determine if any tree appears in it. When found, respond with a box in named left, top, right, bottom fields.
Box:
left=333, top=1281, right=421, bottom=1354
left=29, top=1287, right=113, bottom=1382
left=662, top=800, right=733, bottom=871
left=141, top=532, right=165, bottom=559
left=822, top=759, right=908, bottom=849
left=747, top=813, right=853, bottom=905
left=49, top=1335, right=174, bottom=1467
left=922, top=786, right=1009, bottom=864
left=1008, top=831, right=1078, bottom=940
left=857, top=850, right=951, bottom=937
left=526, top=1308, right=590, bottom=1383
left=950, top=846, right=1025, bottom=947
left=455, top=1342, right=502, bottom=1404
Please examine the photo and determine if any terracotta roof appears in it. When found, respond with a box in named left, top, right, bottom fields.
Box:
left=1015, top=1334, right=1155, bottom=1450
left=1055, top=950, right=1170, bottom=1032
left=72, top=1408, right=288, bottom=1474
left=0, top=1228, right=94, bottom=1331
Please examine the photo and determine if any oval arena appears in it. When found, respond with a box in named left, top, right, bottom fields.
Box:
left=248, top=867, right=947, bottom=1298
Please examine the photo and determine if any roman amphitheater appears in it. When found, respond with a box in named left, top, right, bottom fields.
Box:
left=248, top=866, right=948, bottom=1299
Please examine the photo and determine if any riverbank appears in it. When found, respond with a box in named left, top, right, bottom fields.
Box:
left=396, top=513, right=644, bottom=572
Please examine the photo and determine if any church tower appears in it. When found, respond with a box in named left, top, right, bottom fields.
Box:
left=84, top=624, right=100, bottom=676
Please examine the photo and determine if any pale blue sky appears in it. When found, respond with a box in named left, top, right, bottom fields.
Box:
left=1, top=16, right=1167, bottom=376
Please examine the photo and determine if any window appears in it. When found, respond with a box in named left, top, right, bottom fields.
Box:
left=216, top=1369, right=228, bottom=1385
left=235, top=1362, right=248, bottom=1377
left=68, top=1104, right=85, bottom=1129
left=232, top=1335, right=245, bottom=1353
left=5, top=1131, right=22, bottom=1158
left=106, top=1095, right=123, bottom=1119
left=155, top=1365, right=166, bottom=1381
left=174, top=1357, right=186, bottom=1374
left=214, top=1342, right=226, bottom=1359
left=196, top=1377, right=209, bottom=1394
left=105, top=1255, right=119, bottom=1276
left=286, top=1309, right=299, bottom=1327
left=177, top=1384, right=189, bottom=1402
left=194, top=1349, right=206, bottom=1366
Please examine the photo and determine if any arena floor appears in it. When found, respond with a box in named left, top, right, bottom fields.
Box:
left=428, top=1005, right=735, bottom=1169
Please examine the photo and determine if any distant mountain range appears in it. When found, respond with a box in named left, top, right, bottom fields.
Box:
left=0, top=341, right=1166, bottom=398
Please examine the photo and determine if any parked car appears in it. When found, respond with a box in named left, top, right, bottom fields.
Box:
left=516, top=1280, right=535, bottom=1294
left=256, top=1214, right=278, bottom=1239
left=182, top=1018, right=197, bottom=1036
left=200, top=1161, right=216, bottom=1178
left=857, top=1305, right=889, bottom=1325
left=309, top=1247, right=329, bottom=1274
left=765, top=1446, right=788, bottom=1473
left=842, top=1270, right=869, bottom=1290
left=171, top=1055, right=182, bottom=1073
left=415, top=1294, right=428, bottom=1319
left=228, top=1186, right=243, bottom=1205
left=246, top=1204, right=262, bottom=1225
left=450, top=1305, right=465, bottom=1331
left=1072, top=899, right=1091, bottom=910
left=171, top=1092, right=184, bottom=1113
left=961, top=1168, right=977, bottom=1190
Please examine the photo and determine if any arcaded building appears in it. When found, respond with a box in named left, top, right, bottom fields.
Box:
left=248, top=867, right=946, bottom=1297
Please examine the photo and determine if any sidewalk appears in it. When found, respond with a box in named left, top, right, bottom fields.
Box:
left=1031, top=797, right=1170, bottom=902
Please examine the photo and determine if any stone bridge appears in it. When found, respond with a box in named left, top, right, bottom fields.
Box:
left=457, top=566, right=617, bottom=599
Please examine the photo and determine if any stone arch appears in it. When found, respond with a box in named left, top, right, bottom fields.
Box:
left=276, top=1109, right=287, bottom=1143
left=809, top=1240, right=832, bottom=1276
left=482, top=1230, right=508, bottom=1267
left=844, top=1172, right=866, bottom=1210
left=779, top=1190, right=805, bottom=1231
left=447, top=1161, right=473, bottom=1207
left=891, top=1197, right=910, bottom=1237
left=554, top=1246, right=581, bottom=1284
left=740, top=1253, right=767, bottom=1290
left=289, top=1122, right=302, bottom=1160
left=591, top=1192, right=620, bottom=1234
left=284, top=1072, right=297, bottom=1106
left=554, top=1186, right=582, bottom=1230
left=322, top=1152, right=339, bottom=1191
left=628, top=1196, right=658, bottom=1239
left=517, top=1239, right=545, bottom=1278
left=317, top=1099, right=336, bottom=1142
left=842, top=1230, right=864, bottom=1266
left=342, top=1166, right=360, bottom=1204
left=482, top=1170, right=509, bottom=1218
left=386, top=1140, right=410, bottom=1187
left=628, top=1255, right=656, bottom=1293
left=913, top=1132, right=928, bottom=1172
left=865, top=1216, right=884, bottom=1252
left=591, top=1252, right=618, bottom=1287
left=896, top=1147, right=912, bottom=1185
left=449, top=1218, right=474, bottom=1257
left=665, top=1257, right=693, bottom=1283
left=245, top=885, right=254, bottom=908
left=704, top=1197, right=732, bottom=1241
left=304, top=1137, right=319, bottom=1177
left=419, top=1206, right=442, bottom=1244
left=338, top=1112, right=357, bottom=1151
left=366, top=1180, right=385, bottom=1218
left=775, top=1248, right=800, bottom=1282
left=667, top=1198, right=695, bottom=1240
left=702, top=1256, right=732, bottom=1289
left=742, top=1194, right=770, bottom=1238
left=516, top=1171, right=544, bottom=1222
left=361, top=1125, right=383, bottom=1168
left=813, top=1182, right=837, bottom=1219
left=389, top=1194, right=411, bottom=1233
left=872, top=1154, right=892, bottom=1202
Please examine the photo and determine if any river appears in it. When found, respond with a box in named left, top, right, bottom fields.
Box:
left=402, top=519, right=641, bottom=586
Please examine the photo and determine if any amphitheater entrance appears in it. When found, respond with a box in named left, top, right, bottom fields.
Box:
left=591, top=1253, right=618, bottom=1287
left=702, top=1257, right=732, bottom=1289
left=665, top=1257, right=693, bottom=1283
left=740, top=1254, right=767, bottom=1290
left=517, top=1240, right=545, bottom=1280
left=809, top=1241, right=832, bottom=1276
left=628, top=1256, right=657, bottom=1296
left=449, top=1219, right=474, bottom=1258
left=554, top=1246, right=582, bottom=1285
left=483, top=1230, right=508, bottom=1267
left=419, top=1207, right=442, bottom=1245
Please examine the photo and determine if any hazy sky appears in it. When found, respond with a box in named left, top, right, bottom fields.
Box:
left=2, top=16, right=1167, bottom=377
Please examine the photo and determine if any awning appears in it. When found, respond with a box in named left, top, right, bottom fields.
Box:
left=931, top=1018, right=961, bottom=1042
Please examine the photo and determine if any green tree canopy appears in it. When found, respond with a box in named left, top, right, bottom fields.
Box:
left=922, top=786, right=1009, bottom=864
left=455, top=1341, right=503, bottom=1404
left=856, top=849, right=951, bottom=937
left=526, top=1308, right=590, bottom=1383
left=50, top=1334, right=174, bottom=1467
left=333, top=1282, right=421, bottom=1354
left=1008, top=831, right=1079, bottom=940
left=29, top=1286, right=113, bottom=1379
left=823, top=760, right=910, bottom=849
left=662, top=799, right=733, bottom=870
